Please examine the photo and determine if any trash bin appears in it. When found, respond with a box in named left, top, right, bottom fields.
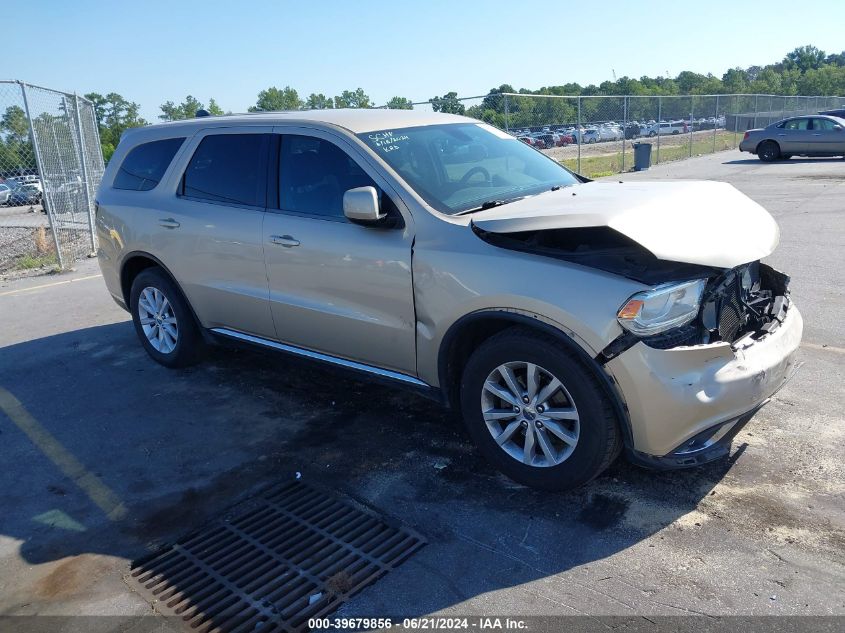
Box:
left=632, top=142, right=652, bottom=171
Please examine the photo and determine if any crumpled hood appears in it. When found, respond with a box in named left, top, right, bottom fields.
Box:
left=470, top=180, right=779, bottom=268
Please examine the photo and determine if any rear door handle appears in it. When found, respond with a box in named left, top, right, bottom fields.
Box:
left=270, top=234, right=300, bottom=247
left=812, top=133, right=822, bottom=136
left=158, top=218, right=180, bottom=229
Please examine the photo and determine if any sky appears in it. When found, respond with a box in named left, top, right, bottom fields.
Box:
left=6, top=0, right=844, bottom=122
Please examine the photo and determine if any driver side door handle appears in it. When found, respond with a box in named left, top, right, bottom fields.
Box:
left=270, top=235, right=300, bottom=247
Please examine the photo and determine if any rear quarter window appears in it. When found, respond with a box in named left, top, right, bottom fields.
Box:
left=113, top=137, right=185, bottom=191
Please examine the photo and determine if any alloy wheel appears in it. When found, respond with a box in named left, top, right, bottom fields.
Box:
left=480, top=361, right=580, bottom=467
left=138, top=286, right=178, bottom=354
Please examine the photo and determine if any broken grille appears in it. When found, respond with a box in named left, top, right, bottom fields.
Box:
left=126, top=481, right=425, bottom=633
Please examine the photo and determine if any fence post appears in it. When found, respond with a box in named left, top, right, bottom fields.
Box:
left=74, top=94, right=97, bottom=254
left=713, top=95, right=719, bottom=153
left=20, top=81, right=64, bottom=269
left=733, top=95, right=739, bottom=149
left=656, top=96, right=661, bottom=165
left=689, top=96, right=694, bottom=158
left=577, top=96, right=581, bottom=174
left=621, top=96, right=627, bottom=172
left=753, top=94, right=758, bottom=128
left=503, top=93, right=510, bottom=132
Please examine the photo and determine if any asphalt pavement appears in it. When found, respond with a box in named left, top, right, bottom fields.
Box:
left=0, top=150, right=842, bottom=629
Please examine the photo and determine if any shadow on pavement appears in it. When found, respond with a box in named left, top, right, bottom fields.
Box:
left=0, top=322, right=742, bottom=619
left=723, top=157, right=845, bottom=165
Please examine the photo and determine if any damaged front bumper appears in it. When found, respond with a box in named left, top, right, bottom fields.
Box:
left=605, top=302, right=803, bottom=464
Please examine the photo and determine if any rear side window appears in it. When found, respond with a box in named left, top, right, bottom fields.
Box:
left=783, top=119, right=809, bottom=131
left=113, top=137, right=185, bottom=191
left=182, top=134, right=268, bottom=207
left=279, top=135, right=376, bottom=219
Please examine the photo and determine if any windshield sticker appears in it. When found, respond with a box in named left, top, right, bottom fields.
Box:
left=367, top=131, right=411, bottom=154
left=476, top=123, right=515, bottom=139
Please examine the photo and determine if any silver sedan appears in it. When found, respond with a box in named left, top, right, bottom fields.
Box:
left=739, top=115, right=845, bottom=161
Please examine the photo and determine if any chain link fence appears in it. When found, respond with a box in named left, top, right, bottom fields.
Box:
left=415, top=93, right=845, bottom=178
left=0, top=80, right=103, bottom=274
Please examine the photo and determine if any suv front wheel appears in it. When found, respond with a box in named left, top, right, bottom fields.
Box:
left=129, top=268, right=204, bottom=368
left=460, top=328, right=621, bottom=490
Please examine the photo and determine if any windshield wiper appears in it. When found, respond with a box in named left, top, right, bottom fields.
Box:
left=454, top=197, right=523, bottom=216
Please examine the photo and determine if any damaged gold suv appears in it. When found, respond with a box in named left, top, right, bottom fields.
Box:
left=95, top=109, right=802, bottom=490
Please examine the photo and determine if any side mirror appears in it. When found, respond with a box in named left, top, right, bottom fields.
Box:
left=343, top=186, right=385, bottom=225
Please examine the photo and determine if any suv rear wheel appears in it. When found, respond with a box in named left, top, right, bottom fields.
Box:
left=460, top=328, right=621, bottom=490
left=129, top=268, right=204, bottom=368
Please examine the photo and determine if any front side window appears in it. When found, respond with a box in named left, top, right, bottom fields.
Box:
left=113, top=137, right=185, bottom=191
left=182, top=134, right=267, bottom=207
left=279, top=135, right=376, bottom=218
left=783, top=119, right=809, bottom=131
left=359, top=122, right=578, bottom=215
left=812, top=118, right=838, bottom=131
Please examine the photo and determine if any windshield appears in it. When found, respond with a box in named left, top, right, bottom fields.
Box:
left=358, top=122, right=579, bottom=215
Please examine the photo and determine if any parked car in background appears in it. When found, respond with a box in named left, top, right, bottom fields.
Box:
left=582, top=128, right=600, bottom=143
left=739, top=115, right=845, bottom=161
left=647, top=121, right=686, bottom=136
left=818, top=108, right=845, bottom=119
left=598, top=126, right=622, bottom=142
left=517, top=135, right=534, bottom=146
left=96, top=108, right=802, bottom=491
left=0, top=183, right=12, bottom=205
left=624, top=122, right=642, bottom=139
left=8, top=183, right=43, bottom=206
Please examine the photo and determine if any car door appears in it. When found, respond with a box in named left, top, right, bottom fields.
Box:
left=810, top=118, right=845, bottom=155
left=775, top=118, right=811, bottom=154
left=263, top=127, right=417, bottom=375
left=150, top=127, right=276, bottom=339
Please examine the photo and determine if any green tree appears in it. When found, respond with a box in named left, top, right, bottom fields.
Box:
left=429, top=91, right=465, bottom=114
left=159, top=95, right=205, bottom=121
left=207, top=97, right=225, bottom=116
left=0, top=105, right=35, bottom=172
left=84, top=92, right=147, bottom=162
left=783, top=46, right=826, bottom=73
left=386, top=96, right=413, bottom=110
left=249, top=86, right=303, bottom=112
left=1, top=105, right=29, bottom=144
left=305, top=93, right=334, bottom=109
left=334, top=88, right=371, bottom=109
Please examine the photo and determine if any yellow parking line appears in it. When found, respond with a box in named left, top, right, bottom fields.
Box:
left=0, top=386, right=127, bottom=521
left=0, top=273, right=102, bottom=297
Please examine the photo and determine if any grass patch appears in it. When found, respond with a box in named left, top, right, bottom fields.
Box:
left=15, top=253, right=58, bottom=271
left=561, top=130, right=741, bottom=178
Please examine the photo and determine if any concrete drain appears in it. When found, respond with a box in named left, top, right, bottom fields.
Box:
left=126, top=481, right=425, bottom=632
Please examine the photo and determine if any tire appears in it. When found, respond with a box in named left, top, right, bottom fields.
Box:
left=460, top=327, right=621, bottom=491
left=757, top=140, right=780, bottom=162
left=129, top=267, right=204, bottom=368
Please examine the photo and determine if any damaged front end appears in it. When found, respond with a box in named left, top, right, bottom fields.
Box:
left=472, top=225, right=792, bottom=357
left=621, top=260, right=792, bottom=355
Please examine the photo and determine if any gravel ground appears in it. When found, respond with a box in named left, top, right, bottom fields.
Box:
left=0, top=204, right=92, bottom=275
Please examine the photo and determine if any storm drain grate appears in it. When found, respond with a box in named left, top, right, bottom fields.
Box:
left=126, top=481, right=425, bottom=633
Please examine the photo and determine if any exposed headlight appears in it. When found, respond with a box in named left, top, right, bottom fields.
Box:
left=617, top=279, right=706, bottom=337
